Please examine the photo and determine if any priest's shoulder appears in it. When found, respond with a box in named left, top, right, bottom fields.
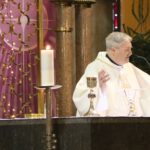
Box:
left=130, top=62, right=150, bottom=76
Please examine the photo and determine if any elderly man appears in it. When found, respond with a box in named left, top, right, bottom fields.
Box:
left=73, top=32, right=150, bottom=117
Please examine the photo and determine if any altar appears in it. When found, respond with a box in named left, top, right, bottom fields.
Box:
left=0, top=117, right=150, bottom=150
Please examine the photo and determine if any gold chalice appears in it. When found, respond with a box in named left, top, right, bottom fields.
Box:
left=85, top=77, right=98, bottom=116
left=87, top=77, right=97, bottom=89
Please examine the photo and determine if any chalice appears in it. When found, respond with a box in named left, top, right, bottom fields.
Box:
left=86, top=77, right=97, bottom=116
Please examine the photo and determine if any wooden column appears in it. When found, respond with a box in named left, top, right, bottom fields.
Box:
left=54, top=2, right=75, bottom=116
left=92, top=0, right=113, bottom=54
left=75, top=1, right=96, bottom=82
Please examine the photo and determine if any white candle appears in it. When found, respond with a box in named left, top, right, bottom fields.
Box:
left=40, top=49, right=55, bottom=86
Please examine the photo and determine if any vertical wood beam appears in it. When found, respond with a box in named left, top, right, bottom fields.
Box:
left=75, top=0, right=95, bottom=82
left=75, top=4, right=95, bottom=82
left=55, top=2, right=75, bottom=116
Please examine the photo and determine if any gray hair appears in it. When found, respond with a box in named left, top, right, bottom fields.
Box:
left=105, top=32, right=132, bottom=50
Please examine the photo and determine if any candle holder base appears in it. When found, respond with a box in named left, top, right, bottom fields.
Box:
left=24, top=113, right=46, bottom=119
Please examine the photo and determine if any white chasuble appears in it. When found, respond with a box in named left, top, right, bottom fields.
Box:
left=73, top=52, right=150, bottom=117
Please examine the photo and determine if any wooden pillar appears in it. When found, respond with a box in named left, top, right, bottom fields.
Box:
left=75, top=1, right=96, bottom=82
left=92, top=0, right=113, bottom=54
left=54, top=1, right=75, bottom=116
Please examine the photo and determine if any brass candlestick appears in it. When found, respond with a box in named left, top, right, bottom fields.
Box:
left=35, top=85, right=61, bottom=150
left=86, top=77, right=97, bottom=116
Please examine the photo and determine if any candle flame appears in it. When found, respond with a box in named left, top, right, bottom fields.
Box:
left=46, top=45, right=51, bottom=50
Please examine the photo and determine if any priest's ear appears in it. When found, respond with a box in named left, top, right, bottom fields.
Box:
left=110, top=47, right=116, bottom=53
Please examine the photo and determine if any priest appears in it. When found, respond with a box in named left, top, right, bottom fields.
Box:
left=73, top=32, right=150, bottom=117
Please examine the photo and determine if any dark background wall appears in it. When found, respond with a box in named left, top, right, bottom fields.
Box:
left=92, top=0, right=113, bottom=58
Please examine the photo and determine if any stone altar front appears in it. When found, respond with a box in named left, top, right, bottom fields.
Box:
left=0, top=117, right=150, bottom=150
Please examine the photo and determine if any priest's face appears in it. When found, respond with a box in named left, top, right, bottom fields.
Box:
left=113, top=41, right=132, bottom=65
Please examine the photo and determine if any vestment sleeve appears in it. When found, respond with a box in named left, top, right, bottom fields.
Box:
left=72, top=63, right=100, bottom=116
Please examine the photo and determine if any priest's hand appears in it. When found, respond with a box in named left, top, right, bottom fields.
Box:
left=98, top=69, right=110, bottom=92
